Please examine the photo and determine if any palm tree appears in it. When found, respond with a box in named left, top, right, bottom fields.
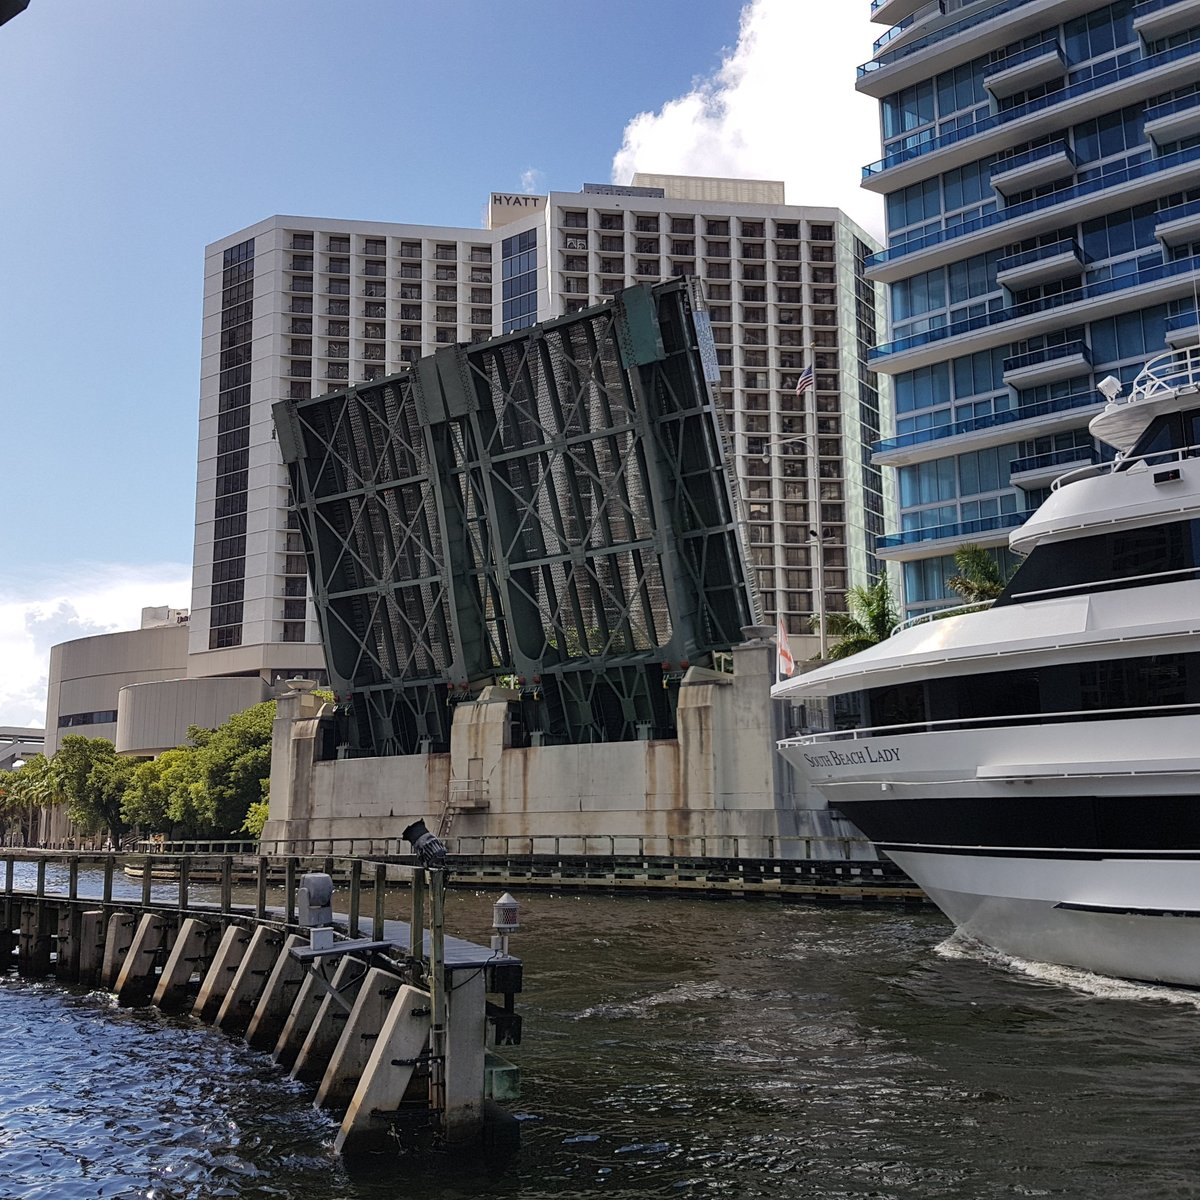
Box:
left=945, top=544, right=1012, bottom=604
left=811, top=576, right=899, bottom=660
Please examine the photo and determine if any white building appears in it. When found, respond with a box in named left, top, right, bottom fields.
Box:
left=192, top=175, right=890, bottom=680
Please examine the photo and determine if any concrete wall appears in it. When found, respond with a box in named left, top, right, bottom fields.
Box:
left=116, top=676, right=269, bottom=756
left=263, top=636, right=863, bottom=858
left=44, top=625, right=190, bottom=756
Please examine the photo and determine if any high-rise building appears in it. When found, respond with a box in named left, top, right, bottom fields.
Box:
left=191, top=175, right=889, bottom=682
left=862, top=0, right=1200, bottom=620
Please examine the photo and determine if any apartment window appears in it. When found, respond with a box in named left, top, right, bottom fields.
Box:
left=399, top=241, right=421, bottom=257
left=564, top=255, right=588, bottom=273
left=600, top=257, right=624, bottom=275
left=326, top=320, right=349, bottom=336
left=290, top=318, right=312, bottom=335
left=743, top=307, right=766, bottom=323
left=810, top=225, right=834, bottom=241
left=289, top=338, right=312, bottom=356
left=327, top=342, right=349, bottom=358
left=813, top=288, right=836, bottom=305
left=776, top=245, right=801, bottom=261
left=671, top=217, right=695, bottom=234
left=741, top=220, right=764, bottom=238
left=364, top=302, right=386, bottom=318
left=811, top=245, right=834, bottom=262
left=363, top=238, right=385, bottom=255
left=290, top=233, right=314, bottom=250
left=707, top=285, right=730, bottom=302
left=707, top=263, right=731, bottom=280
left=775, top=222, right=799, bottom=240
left=363, top=260, right=386, bottom=277
left=436, top=327, right=456, bottom=343
left=635, top=216, right=659, bottom=233
left=289, top=297, right=312, bottom=314
left=434, top=267, right=457, bottom=281
left=328, top=236, right=350, bottom=252
left=284, top=577, right=306, bottom=597
left=328, top=257, right=350, bottom=274
left=435, top=285, right=456, bottom=302
left=400, top=325, right=420, bottom=340
left=399, top=284, right=421, bottom=301
left=471, top=307, right=491, bottom=323
left=562, top=211, right=588, bottom=228
left=363, top=343, right=385, bottom=361
left=599, top=213, right=623, bottom=230
left=743, top=286, right=766, bottom=302
left=288, top=382, right=310, bottom=400
left=778, top=265, right=801, bottom=282
left=636, top=259, right=659, bottom=276
left=283, top=599, right=307, bottom=621
left=706, top=219, right=729, bottom=236
left=434, top=244, right=456, bottom=261
left=436, top=305, right=456, bottom=322
left=291, top=255, right=313, bottom=271
left=282, top=622, right=306, bottom=642
left=469, top=246, right=491, bottom=262
left=671, top=240, right=694, bottom=256
left=706, top=240, right=730, bottom=257
left=364, top=322, right=385, bottom=339
left=600, top=235, right=623, bottom=252
left=471, top=268, right=492, bottom=284
left=742, top=264, right=765, bottom=281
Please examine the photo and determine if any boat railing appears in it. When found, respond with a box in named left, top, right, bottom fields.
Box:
left=784, top=701, right=1200, bottom=746
left=1051, top=440, right=1200, bottom=490
left=890, top=601, right=994, bottom=635
left=1124, top=345, right=1200, bottom=404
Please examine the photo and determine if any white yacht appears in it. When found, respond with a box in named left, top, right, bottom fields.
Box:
left=774, top=346, right=1200, bottom=987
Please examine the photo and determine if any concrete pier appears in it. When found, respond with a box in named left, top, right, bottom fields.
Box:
left=0, top=850, right=523, bottom=1154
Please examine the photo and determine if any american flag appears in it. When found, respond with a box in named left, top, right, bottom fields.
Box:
left=777, top=614, right=795, bottom=679
left=794, top=365, right=814, bottom=396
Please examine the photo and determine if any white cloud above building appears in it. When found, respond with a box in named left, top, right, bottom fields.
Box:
left=612, top=0, right=884, bottom=240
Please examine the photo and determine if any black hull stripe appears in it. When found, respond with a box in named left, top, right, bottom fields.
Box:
left=1056, top=902, right=1200, bottom=918
left=877, top=843, right=1200, bottom=861
left=840, top=794, right=1200, bottom=853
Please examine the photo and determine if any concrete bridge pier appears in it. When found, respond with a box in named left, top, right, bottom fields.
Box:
left=77, top=910, right=106, bottom=986
left=115, top=913, right=170, bottom=1006
left=314, top=966, right=402, bottom=1111
left=193, top=923, right=252, bottom=1023
left=291, top=956, right=367, bottom=1083
left=245, top=933, right=307, bottom=1050
left=101, top=911, right=137, bottom=989
left=19, top=900, right=54, bottom=977
left=154, top=918, right=218, bottom=1011
left=215, top=926, right=285, bottom=1036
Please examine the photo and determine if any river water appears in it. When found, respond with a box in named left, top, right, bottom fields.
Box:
left=3, top=876, right=1200, bottom=1199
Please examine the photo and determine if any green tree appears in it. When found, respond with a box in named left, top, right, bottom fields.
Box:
left=48, top=736, right=132, bottom=843
left=1, top=755, right=55, bottom=844
left=187, top=701, right=276, bottom=836
left=122, top=747, right=198, bottom=834
left=945, top=544, right=1012, bottom=604
left=812, top=576, right=900, bottom=660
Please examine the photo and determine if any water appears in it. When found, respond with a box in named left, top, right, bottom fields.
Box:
left=3, top=885, right=1200, bottom=1199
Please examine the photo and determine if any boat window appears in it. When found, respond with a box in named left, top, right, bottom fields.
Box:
left=825, top=651, right=1199, bottom=738
left=1118, top=407, right=1200, bottom=468
left=995, top=519, right=1200, bottom=605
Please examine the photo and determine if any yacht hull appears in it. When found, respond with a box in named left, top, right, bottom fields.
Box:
left=885, top=846, right=1200, bottom=987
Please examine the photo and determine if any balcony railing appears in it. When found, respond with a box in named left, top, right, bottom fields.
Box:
left=1002, top=339, right=1091, bottom=375
left=1009, top=444, right=1095, bottom=475
left=876, top=509, right=1037, bottom=550
left=984, top=35, right=1063, bottom=81
left=867, top=147, right=1200, bottom=270
left=995, top=237, right=1083, bottom=276
left=871, top=252, right=1200, bottom=361
left=1145, top=89, right=1200, bottom=128
left=873, top=389, right=1101, bottom=454
left=864, top=34, right=1200, bottom=178
left=989, top=138, right=1076, bottom=183
left=862, top=0, right=1041, bottom=75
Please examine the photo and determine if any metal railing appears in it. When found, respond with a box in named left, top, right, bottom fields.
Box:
left=876, top=509, right=1037, bottom=551
left=1002, top=339, right=1091, bottom=375
left=995, top=237, right=1082, bottom=277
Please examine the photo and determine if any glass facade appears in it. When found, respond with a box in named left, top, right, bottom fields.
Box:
left=502, top=228, right=539, bottom=332
left=210, top=237, right=254, bottom=650
left=864, top=0, right=1200, bottom=617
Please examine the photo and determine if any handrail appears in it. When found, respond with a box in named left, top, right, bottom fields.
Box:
left=890, top=599, right=994, bottom=634
left=1052, top=439, right=1200, bottom=490
left=787, top=702, right=1200, bottom=746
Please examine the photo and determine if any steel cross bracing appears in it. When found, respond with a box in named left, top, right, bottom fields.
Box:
left=274, top=279, right=760, bottom=757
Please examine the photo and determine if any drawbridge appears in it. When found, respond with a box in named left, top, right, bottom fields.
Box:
left=274, top=278, right=759, bottom=756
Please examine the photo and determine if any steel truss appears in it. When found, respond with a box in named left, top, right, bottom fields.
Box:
left=274, top=279, right=759, bottom=756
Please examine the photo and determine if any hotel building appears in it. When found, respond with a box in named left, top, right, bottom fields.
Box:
left=190, top=175, right=889, bottom=681
left=862, top=0, right=1200, bottom=618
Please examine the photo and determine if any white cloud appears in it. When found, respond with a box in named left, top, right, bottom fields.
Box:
left=0, top=562, right=191, bottom=729
left=612, top=0, right=884, bottom=240
left=520, top=167, right=546, bottom=195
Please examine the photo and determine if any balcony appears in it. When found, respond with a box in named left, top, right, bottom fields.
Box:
left=1001, top=340, right=1092, bottom=388
left=984, top=39, right=1067, bottom=101
left=1144, top=90, right=1200, bottom=145
left=1009, top=444, right=1096, bottom=488
left=990, top=139, right=1076, bottom=195
left=870, top=253, right=1200, bottom=372
left=862, top=33, right=1200, bottom=189
left=870, top=0, right=930, bottom=25
left=1165, top=309, right=1200, bottom=345
left=995, top=238, right=1085, bottom=288
left=873, top=1, right=944, bottom=53
left=872, top=390, right=1105, bottom=466
left=876, top=510, right=1037, bottom=561
left=1133, top=0, right=1200, bottom=39
left=1156, top=197, right=1200, bottom=246
left=867, top=144, right=1200, bottom=281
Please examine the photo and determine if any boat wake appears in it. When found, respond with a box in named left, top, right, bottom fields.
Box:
left=934, top=931, right=1200, bottom=1008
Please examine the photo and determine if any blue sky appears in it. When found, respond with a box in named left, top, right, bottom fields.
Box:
left=0, top=0, right=881, bottom=725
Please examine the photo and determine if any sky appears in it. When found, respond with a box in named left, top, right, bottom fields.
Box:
left=0, top=0, right=883, bottom=728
